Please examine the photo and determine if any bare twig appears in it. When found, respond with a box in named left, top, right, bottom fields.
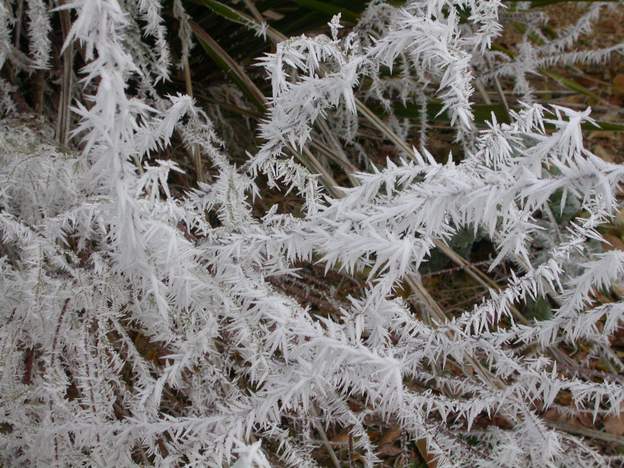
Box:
left=57, top=0, right=74, bottom=147
left=310, top=405, right=341, bottom=468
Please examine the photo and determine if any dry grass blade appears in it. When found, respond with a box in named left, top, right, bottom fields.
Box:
left=191, top=21, right=267, bottom=111
left=57, top=0, right=73, bottom=146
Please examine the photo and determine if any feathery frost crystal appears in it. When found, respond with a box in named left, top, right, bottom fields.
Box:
left=1, top=0, right=624, bottom=466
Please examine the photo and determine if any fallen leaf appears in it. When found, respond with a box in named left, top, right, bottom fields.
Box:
left=613, top=74, right=624, bottom=95
left=593, top=145, right=615, bottom=163
left=603, top=234, right=624, bottom=252
left=377, top=444, right=403, bottom=457
left=416, top=438, right=438, bottom=468
left=604, top=412, right=624, bottom=436
left=378, top=425, right=401, bottom=446
left=330, top=432, right=350, bottom=444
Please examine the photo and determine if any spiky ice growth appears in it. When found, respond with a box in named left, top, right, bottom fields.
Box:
left=1, top=0, right=623, bottom=466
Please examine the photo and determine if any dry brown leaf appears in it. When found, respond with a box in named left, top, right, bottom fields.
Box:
left=613, top=74, right=624, bottom=95
left=377, top=444, right=403, bottom=457
left=593, top=144, right=615, bottom=163
left=604, top=413, right=624, bottom=436
left=545, top=407, right=596, bottom=432
left=378, top=425, right=402, bottom=446
left=603, top=234, right=624, bottom=252
left=416, top=438, right=438, bottom=468
left=330, top=432, right=350, bottom=444
left=588, top=130, right=621, bottom=142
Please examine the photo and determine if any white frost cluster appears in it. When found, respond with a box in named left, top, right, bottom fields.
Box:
left=0, top=0, right=623, bottom=466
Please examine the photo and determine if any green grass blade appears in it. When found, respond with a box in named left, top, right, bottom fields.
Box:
left=193, top=0, right=287, bottom=43
left=192, top=0, right=287, bottom=42
left=383, top=101, right=624, bottom=131
left=292, top=0, right=359, bottom=22
left=191, top=0, right=252, bottom=26
left=190, top=21, right=267, bottom=111
left=506, top=0, right=620, bottom=7
left=542, top=70, right=603, bottom=102
left=387, top=101, right=510, bottom=124
left=585, top=121, right=624, bottom=132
